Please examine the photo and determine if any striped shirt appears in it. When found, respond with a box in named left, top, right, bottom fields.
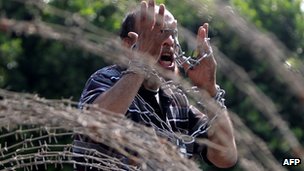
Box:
left=78, top=65, right=210, bottom=160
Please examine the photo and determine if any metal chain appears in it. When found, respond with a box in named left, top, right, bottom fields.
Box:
left=132, top=30, right=227, bottom=157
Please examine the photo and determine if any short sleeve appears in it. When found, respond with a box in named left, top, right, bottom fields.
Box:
left=78, top=65, right=122, bottom=109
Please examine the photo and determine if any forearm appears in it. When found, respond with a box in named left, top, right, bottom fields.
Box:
left=206, top=110, right=237, bottom=168
left=93, top=73, right=145, bottom=115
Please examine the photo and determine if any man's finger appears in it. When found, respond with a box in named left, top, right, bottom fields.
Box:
left=203, top=23, right=209, bottom=38
left=154, top=4, right=165, bottom=30
left=140, top=1, right=147, bottom=26
left=181, top=60, right=193, bottom=75
left=147, top=0, right=155, bottom=26
left=197, top=26, right=206, bottom=44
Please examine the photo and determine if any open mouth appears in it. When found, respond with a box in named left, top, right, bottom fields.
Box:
left=158, top=52, right=175, bottom=70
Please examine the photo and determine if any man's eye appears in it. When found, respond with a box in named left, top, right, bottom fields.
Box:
left=161, top=29, right=178, bottom=37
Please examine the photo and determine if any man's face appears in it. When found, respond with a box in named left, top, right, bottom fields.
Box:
left=133, top=8, right=179, bottom=72
left=157, top=11, right=178, bottom=72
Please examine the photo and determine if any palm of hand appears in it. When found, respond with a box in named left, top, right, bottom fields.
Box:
left=187, top=55, right=217, bottom=94
left=135, top=1, right=172, bottom=62
left=185, top=23, right=217, bottom=96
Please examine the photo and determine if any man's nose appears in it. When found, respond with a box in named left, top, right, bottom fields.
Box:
left=163, top=35, right=174, bottom=46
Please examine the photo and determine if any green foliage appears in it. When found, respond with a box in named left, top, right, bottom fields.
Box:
left=47, top=0, right=130, bottom=33
left=224, top=0, right=303, bottom=170
left=0, top=0, right=118, bottom=99
left=165, top=0, right=304, bottom=170
left=0, top=35, right=23, bottom=87
left=7, top=37, right=106, bottom=99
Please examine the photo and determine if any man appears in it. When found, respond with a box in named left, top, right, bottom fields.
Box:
left=74, top=0, right=237, bottom=170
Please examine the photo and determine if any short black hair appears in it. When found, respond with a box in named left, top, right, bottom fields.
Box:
left=119, top=12, right=136, bottom=39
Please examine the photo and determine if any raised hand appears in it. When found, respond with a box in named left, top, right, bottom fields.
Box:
left=185, top=23, right=217, bottom=96
left=132, top=0, right=172, bottom=63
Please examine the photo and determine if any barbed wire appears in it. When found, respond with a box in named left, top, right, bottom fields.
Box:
left=0, top=89, right=203, bottom=171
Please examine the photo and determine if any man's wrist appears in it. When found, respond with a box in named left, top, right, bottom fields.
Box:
left=196, top=84, right=227, bottom=110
